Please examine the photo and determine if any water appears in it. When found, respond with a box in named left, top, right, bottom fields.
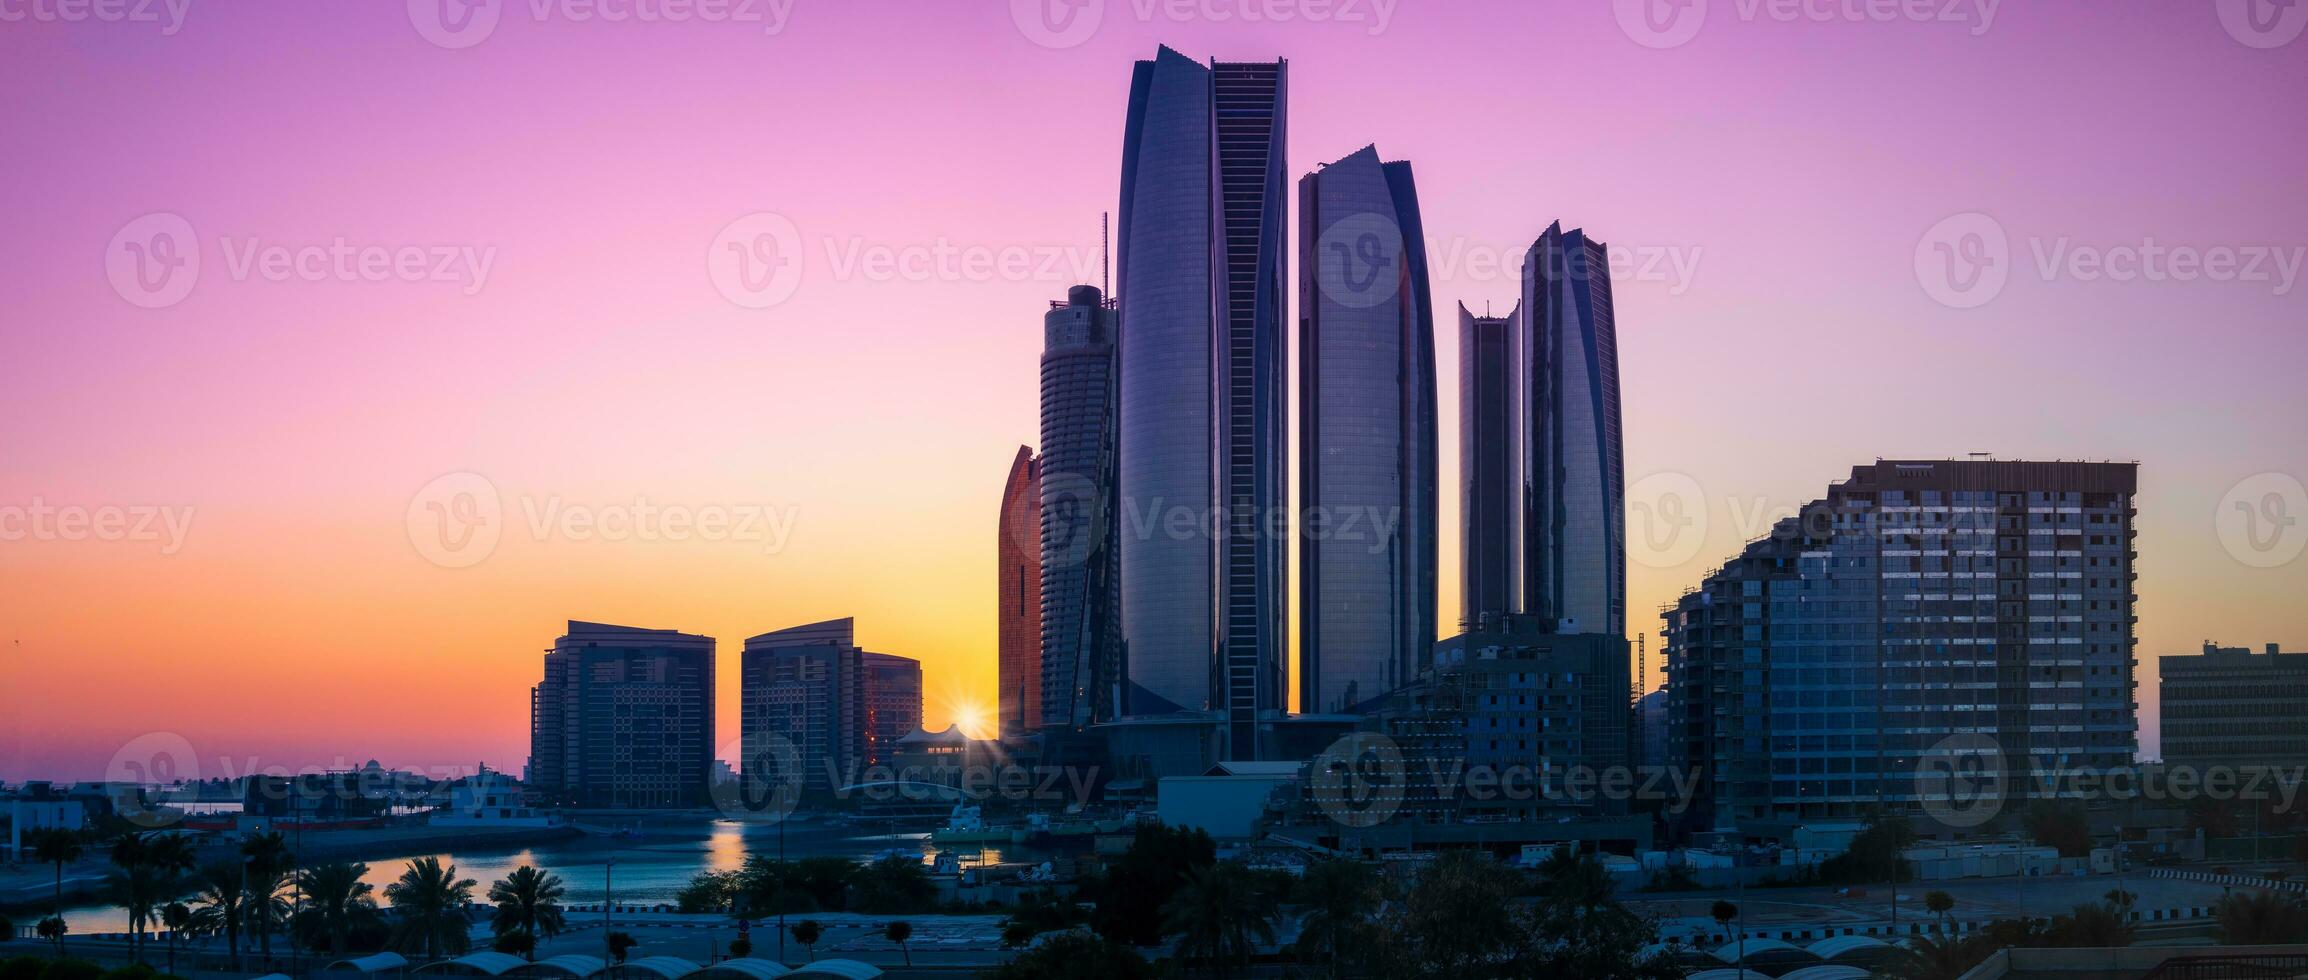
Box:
left=38, top=819, right=1063, bottom=935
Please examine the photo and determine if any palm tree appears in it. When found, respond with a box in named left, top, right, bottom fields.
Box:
left=160, top=901, right=191, bottom=975
left=882, top=920, right=913, bottom=967
left=1292, top=858, right=1381, bottom=977
left=35, top=916, right=67, bottom=957
left=29, top=830, right=82, bottom=920
left=2216, top=889, right=2308, bottom=945
left=293, top=862, right=380, bottom=957
left=486, top=866, right=568, bottom=959
left=239, top=831, right=295, bottom=965
left=1162, top=861, right=1279, bottom=977
left=790, top=920, right=822, bottom=962
left=1925, top=890, right=1955, bottom=931
left=1712, top=899, right=1741, bottom=965
left=385, top=857, right=478, bottom=959
left=1885, top=931, right=1994, bottom=980
left=109, top=831, right=197, bottom=965
left=186, top=860, right=250, bottom=970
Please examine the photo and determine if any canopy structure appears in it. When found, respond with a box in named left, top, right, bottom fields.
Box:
left=1711, top=937, right=1815, bottom=966
left=1686, top=971, right=1774, bottom=980
left=326, top=953, right=411, bottom=974
left=1808, top=934, right=1896, bottom=961
left=618, top=958, right=704, bottom=980
left=519, top=956, right=608, bottom=980
left=785, top=964, right=882, bottom=980
left=1779, top=967, right=1873, bottom=980
left=417, top=953, right=531, bottom=976
left=686, top=962, right=792, bottom=980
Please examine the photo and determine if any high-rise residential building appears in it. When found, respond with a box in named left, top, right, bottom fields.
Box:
left=1116, top=47, right=1289, bottom=758
left=740, top=618, right=921, bottom=793
left=1663, top=460, right=2140, bottom=829
left=1459, top=301, right=1523, bottom=630
left=1039, top=284, right=1122, bottom=730
left=1297, top=145, right=1438, bottom=716
left=528, top=621, right=715, bottom=809
left=998, top=446, right=1043, bottom=733
left=862, top=651, right=923, bottom=766
left=2161, top=642, right=2307, bottom=773
left=1522, top=222, right=1625, bottom=639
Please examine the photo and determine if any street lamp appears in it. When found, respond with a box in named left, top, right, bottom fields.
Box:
left=603, top=860, right=615, bottom=962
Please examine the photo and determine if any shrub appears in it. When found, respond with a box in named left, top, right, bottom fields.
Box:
left=40, top=960, right=103, bottom=980
left=2, top=958, right=47, bottom=980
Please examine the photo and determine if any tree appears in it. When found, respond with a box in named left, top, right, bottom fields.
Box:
left=2216, top=890, right=2308, bottom=945
left=724, top=937, right=748, bottom=960
left=851, top=856, right=933, bottom=915
left=606, top=931, right=637, bottom=964
left=1081, top=822, right=1216, bottom=946
left=1885, top=930, right=1998, bottom=980
left=675, top=871, right=739, bottom=914
left=487, top=866, right=568, bottom=959
left=1711, top=900, right=1741, bottom=963
left=491, top=933, right=536, bottom=958
left=983, top=929, right=1153, bottom=980
left=1161, top=861, right=1277, bottom=977
left=1000, top=922, right=1036, bottom=949
left=384, top=858, right=477, bottom=959
left=2047, top=902, right=2132, bottom=947
left=1820, top=810, right=1918, bottom=885
left=29, top=830, right=83, bottom=920
left=1925, top=890, right=1955, bottom=929
left=2022, top=799, right=2094, bottom=858
left=789, top=920, right=823, bottom=962
left=881, top=921, right=912, bottom=967
left=292, top=862, right=379, bottom=957
left=240, top=867, right=292, bottom=966
left=185, top=861, right=250, bottom=970
left=1382, top=850, right=1530, bottom=977
left=0, top=912, right=11, bottom=945
left=158, top=902, right=190, bottom=975
left=107, top=832, right=196, bottom=966
left=36, top=917, right=68, bottom=958
left=1290, top=858, right=1383, bottom=977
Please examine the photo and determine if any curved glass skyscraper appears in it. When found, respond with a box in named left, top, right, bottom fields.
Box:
left=1522, top=222, right=1626, bottom=638
left=1039, top=285, right=1120, bottom=730
left=1459, top=301, right=1522, bottom=630
left=1116, top=48, right=1288, bottom=757
left=1297, top=145, right=1437, bottom=716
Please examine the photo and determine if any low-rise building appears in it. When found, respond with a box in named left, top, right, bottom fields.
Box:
left=2160, top=641, right=2307, bottom=773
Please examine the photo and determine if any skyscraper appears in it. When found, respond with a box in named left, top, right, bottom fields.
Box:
left=1297, top=145, right=1437, bottom=716
left=1039, top=284, right=1121, bottom=730
left=1459, top=301, right=1523, bottom=629
left=529, top=621, right=715, bottom=809
left=740, top=617, right=921, bottom=793
left=1522, top=222, right=1625, bottom=638
left=998, top=446, right=1042, bottom=733
left=1116, top=47, right=1289, bottom=757
left=1663, top=460, right=2140, bottom=828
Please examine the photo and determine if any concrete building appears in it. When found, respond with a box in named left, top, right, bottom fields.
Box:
left=529, top=621, right=716, bottom=809
left=1297, top=144, right=1439, bottom=717
left=2160, top=641, right=2307, bottom=772
left=1459, top=301, right=1523, bottom=630
left=740, top=618, right=921, bottom=794
left=1664, top=459, right=2141, bottom=830
left=998, top=446, right=1043, bottom=733
left=1038, top=284, right=1122, bottom=731
left=1116, top=47, right=1290, bottom=759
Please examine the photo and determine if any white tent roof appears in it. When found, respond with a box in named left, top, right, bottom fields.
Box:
left=419, top=952, right=531, bottom=976
left=619, top=957, right=705, bottom=980
left=787, top=962, right=881, bottom=980
left=522, top=955, right=608, bottom=979
left=326, top=952, right=411, bottom=974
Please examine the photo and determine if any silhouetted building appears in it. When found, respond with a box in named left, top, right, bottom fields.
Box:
left=999, top=446, right=1043, bottom=732
left=1297, top=144, right=1438, bottom=715
left=529, top=621, right=716, bottom=809
left=740, top=618, right=921, bottom=793
left=1117, top=47, right=1290, bottom=759
left=1664, top=460, right=2140, bottom=828
left=1460, top=301, right=1523, bottom=630
left=2162, top=641, right=2307, bottom=773
left=1039, top=284, right=1122, bottom=730
left=1523, top=222, right=1625, bottom=638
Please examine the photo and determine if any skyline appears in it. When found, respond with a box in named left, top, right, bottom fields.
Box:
left=4, top=2, right=2306, bottom=780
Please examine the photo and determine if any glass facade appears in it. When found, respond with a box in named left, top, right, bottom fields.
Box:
left=1459, top=302, right=1522, bottom=629
left=1297, top=145, right=1437, bottom=716
left=997, top=446, right=1042, bottom=732
left=529, top=621, right=715, bottom=809
left=1522, top=223, right=1625, bottom=639
left=1038, top=285, right=1120, bottom=730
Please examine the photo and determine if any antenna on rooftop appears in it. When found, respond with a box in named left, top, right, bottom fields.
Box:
left=1101, top=211, right=1111, bottom=300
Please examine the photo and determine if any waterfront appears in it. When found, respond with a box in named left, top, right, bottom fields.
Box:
left=29, top=817, right=1070, bottom=934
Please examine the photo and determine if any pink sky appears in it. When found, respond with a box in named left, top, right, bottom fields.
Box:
left=2, top=0, right=2303, bottom=780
